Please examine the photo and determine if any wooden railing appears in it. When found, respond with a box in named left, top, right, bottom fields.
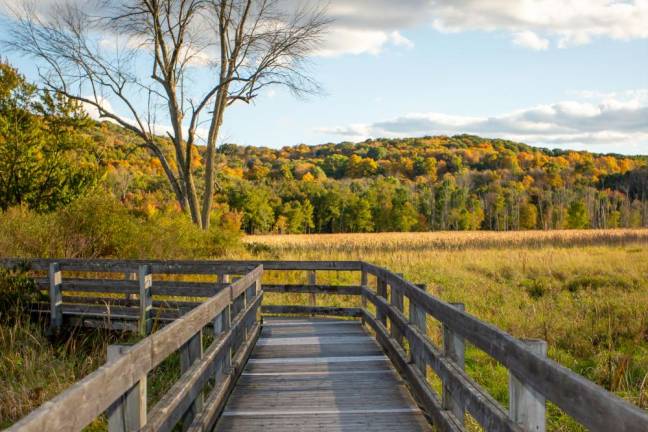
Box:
left=2, top=258, right=648, bottom=432
left=3, top=260, right=263, bottom=432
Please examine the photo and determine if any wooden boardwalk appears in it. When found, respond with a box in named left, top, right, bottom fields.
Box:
left=5, top=259, right=648, bottom=432
left=215, top=317, right=432, bottom=431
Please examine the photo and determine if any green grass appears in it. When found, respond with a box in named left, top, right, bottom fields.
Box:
left=244, top=232, right=648, bottom=430
left=1, top=230, right=647, bottom=430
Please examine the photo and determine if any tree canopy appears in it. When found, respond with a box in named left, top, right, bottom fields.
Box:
left=0, top=63, right=98, bottom=211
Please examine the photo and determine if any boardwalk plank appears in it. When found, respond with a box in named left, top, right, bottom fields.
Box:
left=214, top=317, right=432, bottom=432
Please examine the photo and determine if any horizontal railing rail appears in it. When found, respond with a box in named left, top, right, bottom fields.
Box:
left=361, top=262, right=648, bottom=432
left=3, top=258, right=647, bottom=432
left=5, top=263, right=263, bottom=432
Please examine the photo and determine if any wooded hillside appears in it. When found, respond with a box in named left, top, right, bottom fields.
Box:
left=91, top=122, right=648, bottom=233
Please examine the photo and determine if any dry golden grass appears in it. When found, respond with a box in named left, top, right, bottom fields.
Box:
left=245, top=229, right=648, bottom=254
left=241, top=229, right=648, bottom=431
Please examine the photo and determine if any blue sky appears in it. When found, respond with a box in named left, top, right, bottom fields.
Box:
left=3, top=0, right=648, bottom=154
left=223, top=26, right=648, bottom=154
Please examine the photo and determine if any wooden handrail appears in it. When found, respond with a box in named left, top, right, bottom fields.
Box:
left=6, top=264, right=263, bottom=432
left=0, top=258, right=363, bottom=272
left=3, top=258, right=648, bottom=432
left=361, top=262, right=648, bottom=432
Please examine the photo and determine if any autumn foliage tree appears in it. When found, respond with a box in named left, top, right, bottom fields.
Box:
left=0, top=62, right=98, bottom=211
left=6, top=0, right=329, bottom=229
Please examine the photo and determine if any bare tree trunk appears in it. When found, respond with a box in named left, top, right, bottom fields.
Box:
left=201, top=89, right=228, bottom=229
left=7, top=0, right=328, bottom=230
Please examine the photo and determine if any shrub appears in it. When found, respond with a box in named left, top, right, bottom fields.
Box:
left=0, top=191, right=242, bottom=259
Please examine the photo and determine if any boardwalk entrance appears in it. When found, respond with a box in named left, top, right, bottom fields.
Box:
left=2, top=258, right=648, bottom=432
left=216, top=317, right=431, bottom=431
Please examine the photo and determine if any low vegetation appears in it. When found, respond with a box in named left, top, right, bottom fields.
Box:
left=247, top=231, right=648, bottom=431
left=1, top=60, right=647, bottom=431
left=2, top=61, right=647, bottom=238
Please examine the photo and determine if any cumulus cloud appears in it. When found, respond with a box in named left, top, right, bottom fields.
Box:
left=430, top=0, right=648, bottom=49
left=313, top=0, right=648, bottom=54
left=6, top=0, right=648, bottom=56
left=317, top=91, right=648, bottom=153
left=512, top=31, right=549, bottom=50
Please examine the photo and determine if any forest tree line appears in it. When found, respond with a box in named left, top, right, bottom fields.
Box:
left=107, top=129, right=648, bottom=234
left=1, top=62, right=647, bottom=234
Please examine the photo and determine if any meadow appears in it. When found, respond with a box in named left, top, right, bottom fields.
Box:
left=247, top=230, right=648, bottom=431
left=1, top=229, right=648, bottom=430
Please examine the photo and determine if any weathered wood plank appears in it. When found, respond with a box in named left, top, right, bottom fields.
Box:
left=1, top=258, right=361, bottom=273
left=362, top=262, right=648, bottom=431
left=307, top=270, right=317, bottom=311
left=48, top=263, right=62, bottom=333
left=5, top=265, right=263, bottom=432
left=390, top=281, right=404, bottom=346
left=262, top=284, right=361, bottom=295
left=214, top=316, right=431, bottom=432
left=409, top=284, right=427, bottom=374
left=364, top=288, right=520, bottom=432
left=376, top=277, right=387, bottom=326
left=61, top=295, right=202, bottom=310
left=106, top=345, right=146, bottom=432
left=261, top=305, right=362, bottom=317
left=144, top=294, right=262, bottom=432
left=362, top=311, right=463, bottom=432
left=37, top=278, right=227, bottom=297
left=443, top=303, right=465, bottom=424
left=139, top=265, right=153, bottom=336
left=180, top=331, right=203, bottom=430
left=188, top=322, right=261, bottom=432
left=509, top=339, right=547, bottom=432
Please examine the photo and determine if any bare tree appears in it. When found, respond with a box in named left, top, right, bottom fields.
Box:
left=5, top=0, right=329, bottom=228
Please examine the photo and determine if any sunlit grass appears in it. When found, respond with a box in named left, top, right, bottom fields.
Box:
left=241, top=230, right=648, bottom=430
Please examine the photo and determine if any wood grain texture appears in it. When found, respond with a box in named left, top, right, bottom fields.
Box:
left=363, top=287, right=521, bottom=432
left=261, top=305, right=362, bottom=317
left=6, top=258, right=648, bottom=432
left=263, top=284, right=361, bottom=295
left=214, top=316, right=432, bottom=432
left=362, top=262, right=648, bottom=431
left=5, top=265, right=263, bottom=432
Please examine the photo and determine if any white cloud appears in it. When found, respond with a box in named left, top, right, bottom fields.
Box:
left=512, top=31, right=549, bottom=50
left=429, top=0, right=648, bottom=48
left=309, top=0, right=648, bottom=54
left=7, top=0, right=648, bottom=57
left=80, top=96, right=113, bottom=121
left=317, top=90, right=648, bottom=153
left=316, top=28, right=414, bottom=57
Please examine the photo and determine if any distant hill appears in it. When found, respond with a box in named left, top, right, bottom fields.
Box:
left=92, top=122, right=648, bottom=233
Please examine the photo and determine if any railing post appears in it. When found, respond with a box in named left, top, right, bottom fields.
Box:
left=443, top=302, right=465, bottom=424
left=308, top=270, right=316, bottom=311
left=124, top=272, right=137, bottom=306
left=244, top=279, right=256, bottom=337
left=48, top=263, right=63, bottom=334
left=390, top=274, right=404, bottom=346
left=376, top=277, right=387, bottom=326
left=255, top=277, right=262, bottom=323
left=107, top=345, right=146, bottom=432
left=222, top=302, right=233, bottom=373
left=509, top=339, right=547, bottom=432
left=360, top=270, right=368, bottom=317
left=138, top=265, right=153, bottom=336
left=409, top=284, right=427, bottom=373
left=180, top=330, right=203, bottom=430
left=217, top=273, right=230, bottom=285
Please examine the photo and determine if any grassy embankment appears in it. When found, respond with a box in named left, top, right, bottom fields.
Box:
left=2, top=229, right=648, bottom=431
left=248, top=230, right=648, bottom=431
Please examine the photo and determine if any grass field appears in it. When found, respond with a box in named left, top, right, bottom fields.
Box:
left=245, top=230, right=648, bottom=431
left=2, top=229, right=647, bottom=430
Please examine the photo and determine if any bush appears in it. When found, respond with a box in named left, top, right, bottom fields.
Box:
left=0, top=269, right=42, bottom=323
left=0, top=191, right=242, bottom=259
